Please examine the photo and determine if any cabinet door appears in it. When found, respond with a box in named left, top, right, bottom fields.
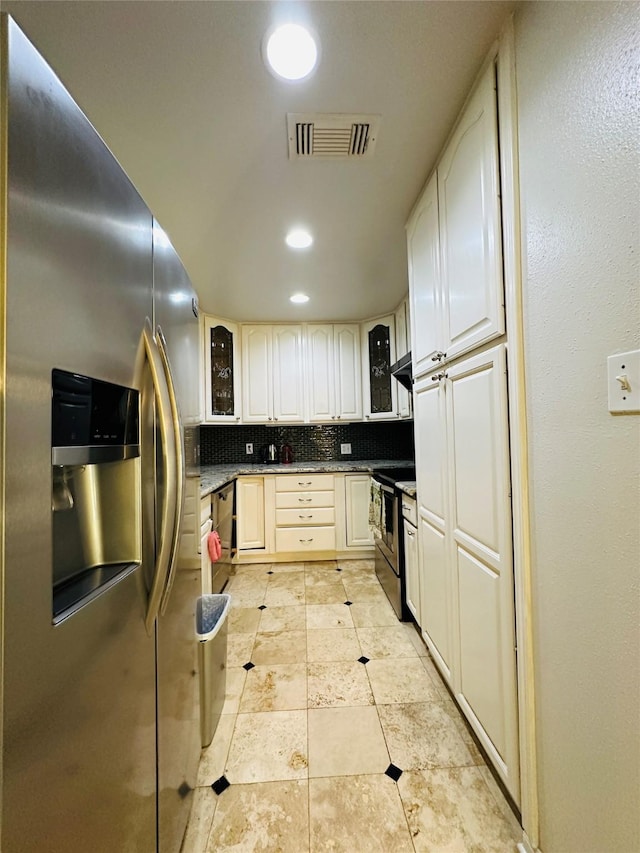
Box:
left=414, top=374, right=452, bottom=681
left=333, top=324, right=362, bottom=421
left=203, top=315, right=240, bottom=422
left=407, top=172, right=442, bottom=378
left=438, top=64, right=504, bottom=359
left=241, top=325, right=273, bottom=422
left=403, top=518, right=419, bottom=623
left=272, top=325, right=305, bottom=422
left=362, top=316, right=397, bottom=421
left=345, top=474, right=374, bottom=547
left=307, top=325, right=335, bottom=421
left=394, top=300, right=411, bottom=419
left=236, top=477, right=265, bottom=550
left=446, top=345, right=519, bottom=801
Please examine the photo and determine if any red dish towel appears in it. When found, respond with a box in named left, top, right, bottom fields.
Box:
left=207, top=530, right=222, bottom=562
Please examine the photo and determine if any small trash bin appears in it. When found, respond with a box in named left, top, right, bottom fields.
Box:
left=196, top=593, right=231, bottom=748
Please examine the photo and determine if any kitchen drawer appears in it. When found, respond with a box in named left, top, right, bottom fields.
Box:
left=275, top=507, right=335, bottom=527
left=275, top=490, right=335, bottom=509
left=275, top=473, right=334, bottom=492
left=401, top=494, right=417, bottom=526
left=200, top=495, right=212, bottom=525
left=276, top=526, right=336, bottom=552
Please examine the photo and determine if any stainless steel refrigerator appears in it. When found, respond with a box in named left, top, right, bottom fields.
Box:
left=0, top=16, right=202, bottom=851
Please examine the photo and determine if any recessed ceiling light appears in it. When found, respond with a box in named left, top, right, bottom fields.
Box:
left=264, top=24, right=319, bottom=81
left=290, top=293, right=310, bottom=304
left=285, top=228, right=313, bottom=249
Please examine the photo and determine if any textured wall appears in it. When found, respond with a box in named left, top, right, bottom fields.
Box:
left=515, top=3, right=640, bottom=851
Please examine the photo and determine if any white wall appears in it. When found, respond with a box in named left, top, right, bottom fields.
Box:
left=515, top=2, right=640, bottom=851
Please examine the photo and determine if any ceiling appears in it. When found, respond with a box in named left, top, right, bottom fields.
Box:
left=4, top=1, right=515, bottom=322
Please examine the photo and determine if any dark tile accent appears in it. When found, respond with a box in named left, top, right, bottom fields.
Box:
left=243, top=662, right=255, bottom=671
left=385, top=764, right=403, bottom=782
left=358, top=656, right=370, bottom=665
left=267, top=570, right=274, bottom=574
left=344, top=600, right=353, bottom=606
left=258, top=605, right=267, bottom=610
left=336, top=567, right=342, bottom=572
left=212, top=775, right=231, bottom=796
left=200, top=421, right=415, bottom=465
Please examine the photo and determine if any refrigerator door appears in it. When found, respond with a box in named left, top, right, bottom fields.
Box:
left=152, top=226, right=202, bottom=852
left=2, top=18, right=157, bottom=853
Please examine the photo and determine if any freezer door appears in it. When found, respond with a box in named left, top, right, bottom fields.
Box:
left=2, top=18, right=156, bottom=852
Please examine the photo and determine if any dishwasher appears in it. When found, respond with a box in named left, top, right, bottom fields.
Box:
left=209, top=481, right=235, bottom=594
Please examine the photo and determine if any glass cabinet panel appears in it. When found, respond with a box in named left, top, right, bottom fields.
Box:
left=368, top=323, right=393, bottom=414
left=204, top=316, right=239, bottom=421
left=210, top=325, right=234, bottom=415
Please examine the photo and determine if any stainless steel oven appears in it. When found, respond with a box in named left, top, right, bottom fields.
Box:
left=372, top=467, right=415, bottom=620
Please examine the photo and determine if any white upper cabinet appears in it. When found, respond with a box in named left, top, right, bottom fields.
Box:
left=407, top=172, right=442, bottom=378
left=438, top=64, right=504, bottom=359
left=407, top=63, right=504, bottom=376
left=242, top=325, right=305, bottom=423
left=202, top=315, right=240, bottom=422
left=307, top=324, right=362, bottom=422
left=394, top=298, right=412, bottom=419
left=361, top=315, right=397, bottom=421
left=272, top=325, right=305, bottom=422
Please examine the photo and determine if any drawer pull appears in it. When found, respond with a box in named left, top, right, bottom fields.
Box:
left=298, top=497, right=313, bottom=502
left=299, top=514, right=314, bottom=518
left=299, top=538, right=314, bottom=543
left=298, top=481, right=313, bottom=486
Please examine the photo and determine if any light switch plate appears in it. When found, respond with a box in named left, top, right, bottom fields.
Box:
left=607, top=350, right=640, bottom=413
left=340, top=443, right=352, bottom=455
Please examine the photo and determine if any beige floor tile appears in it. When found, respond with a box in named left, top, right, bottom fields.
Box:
left=305, top=560, right=338, bottom=570
left=336, top=558, right=376, bottom=573
left=341, top=584, right=391, bottom=606
left=239, top=663, right=307, bottom=713
left=306, top=628, right=361, bottom=663
left=420, top=655, right=453, bottom=700
left=478, top=766, right=523, bottom=842
left=206, top=780, right=309, bottom=852
left=226, top=633, right=255, bottom=667
left=309, top=775, right=414, bottom=853
left=221, top=667, right=247, bottom=716
left=306, top=603, right=354, bottom=629
left=356, top=625, right=421, bottom=659
left=397, top=767, right=521, bottom=852
left=307, top=660, right=374, bottom=708
left=227, top=585, right=266, bottom=608
left=305, top=569, right=344, bottom=588
left=264, top=573, right=306, bottom=606
left=378, top=702, right=476, bottom=771
left=259, top=604, right=306, bottom=632
left=401, top=621, right=430, bottom=656
left=181, top=787, right=217, bottom=853
left=270, top=561, right=305, bottom=573
left=305, top=582, right=348, bottom=605
left=227, top=606, right=261, bottom=635
left=232, top=562, right=273, bottom=576
left=349, top=600, right=399, bottom=627
left=197, top=714, right=236, bottom=785
left=367, top=658, right=441, bottom=704
left=307, top=706, right=389, bottom=777
left=225, top=710, right=308, bottom=784
left=439, top=696, right=485, bottom=765
left=251, top=630, right=307, bottom=665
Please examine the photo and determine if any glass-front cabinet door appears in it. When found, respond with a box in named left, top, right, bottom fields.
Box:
left=203, top=315, right=240, bottom=422
left=361, top=315, right=397, bottom=420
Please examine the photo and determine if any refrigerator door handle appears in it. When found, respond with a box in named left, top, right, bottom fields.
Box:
left=155, top=324, right=186, bottom=615
left=142, top=320, right=178, bottom=634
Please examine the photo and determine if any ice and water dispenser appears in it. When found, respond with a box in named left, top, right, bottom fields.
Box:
left=51, top=369, right=141, bottom=622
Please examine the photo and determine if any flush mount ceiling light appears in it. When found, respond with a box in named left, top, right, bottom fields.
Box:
left=290, top=293, right=310, bottom=304
left=264, top=23, right=319, bottom=81
left=285, top=228, right=313, bottom=249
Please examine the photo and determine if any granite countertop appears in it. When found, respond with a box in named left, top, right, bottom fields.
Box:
left=200, top=460, right=415, bottom=498
left=396, top=481, right=417, bottom=499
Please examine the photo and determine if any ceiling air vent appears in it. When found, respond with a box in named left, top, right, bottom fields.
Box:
left=287, top=113, right=381, bottom=160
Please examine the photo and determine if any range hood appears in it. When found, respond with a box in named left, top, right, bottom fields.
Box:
left=391, top=351, right=413, bottom=391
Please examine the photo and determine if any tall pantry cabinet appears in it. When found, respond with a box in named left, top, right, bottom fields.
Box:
left=407, top=61, right=520, bottom=803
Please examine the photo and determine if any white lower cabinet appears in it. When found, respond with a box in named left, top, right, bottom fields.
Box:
left=236, top=476, right=265, bottom=551
left=274, top=474, right=335, bottom=554
left=344, top=474, right=374, bottom=548
left=402, top=494, right=419, bottom=623
left=414, top=344, right=520, bottom=803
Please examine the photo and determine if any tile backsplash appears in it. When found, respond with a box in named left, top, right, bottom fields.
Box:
left=200, top=421, right=415, bottom=465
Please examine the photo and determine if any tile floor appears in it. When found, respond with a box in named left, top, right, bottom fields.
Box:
left=182, top=559, right=522, bottom=852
